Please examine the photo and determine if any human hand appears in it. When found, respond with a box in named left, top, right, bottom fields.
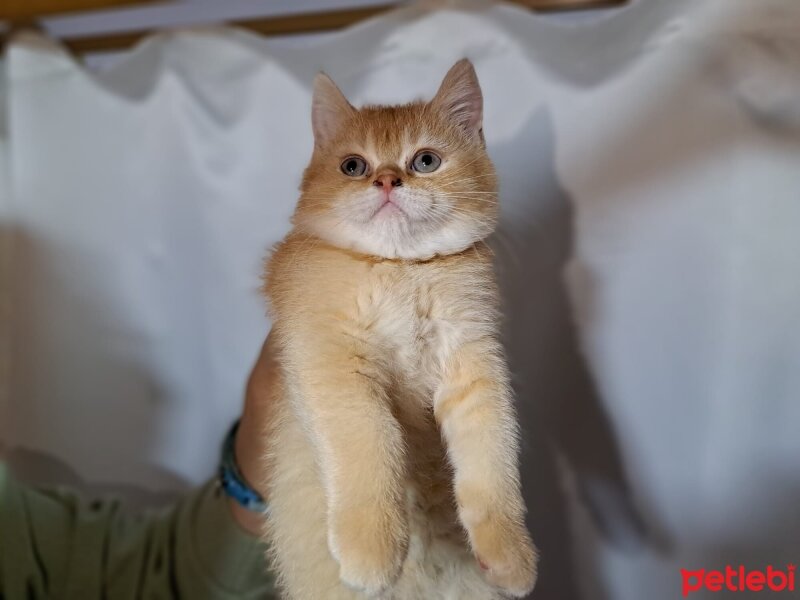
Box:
left=229, top=332, right=278, bottom=535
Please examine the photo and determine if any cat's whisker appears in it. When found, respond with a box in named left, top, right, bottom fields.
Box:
left=435, top=194, right=498, bottom=199
left=440, top=169, right=497, bottom=181
left=439, top=171, right=495, bottom=185
left=436, top=198, right=498, bottom=206
left=441, top=153, right=487, bottom=175
left=488, top=227, right=523, bottom=270
left=435, top=193, right=498, bottom=197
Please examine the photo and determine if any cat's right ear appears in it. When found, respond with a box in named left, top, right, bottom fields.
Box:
left=311, top=73, right=354, bottom=147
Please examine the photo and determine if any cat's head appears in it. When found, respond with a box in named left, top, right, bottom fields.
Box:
left=293, top=59, right=497, bottom=260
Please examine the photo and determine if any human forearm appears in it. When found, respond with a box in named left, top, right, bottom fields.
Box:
left=0, top=463, right=276, bottom=599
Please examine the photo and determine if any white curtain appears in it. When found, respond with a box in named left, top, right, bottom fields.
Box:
left=2, top=1, right=799, bottom=598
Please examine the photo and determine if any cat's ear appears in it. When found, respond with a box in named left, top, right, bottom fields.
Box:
left=312, top=72, right=355, bottom=147
left=430, top=59, right=483, bottom=137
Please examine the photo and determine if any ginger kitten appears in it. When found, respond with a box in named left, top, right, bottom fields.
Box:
left=262, top=60, right=538, bottom=599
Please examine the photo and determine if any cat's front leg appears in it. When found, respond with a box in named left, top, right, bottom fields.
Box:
left=290, top=335, right=408, bottom=596
left=435, top=338, right=538, bottom=597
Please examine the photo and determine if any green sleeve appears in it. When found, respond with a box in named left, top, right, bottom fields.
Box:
left=0, top=463, right=278, bottom=600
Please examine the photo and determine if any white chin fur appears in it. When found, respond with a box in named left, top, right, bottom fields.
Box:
left=299, top=213, right=489, bottom=260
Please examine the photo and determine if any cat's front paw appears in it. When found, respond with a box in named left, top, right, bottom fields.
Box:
left=468, top=512, right=538, bottom=597
left=328, top=506, right=408, bottom=596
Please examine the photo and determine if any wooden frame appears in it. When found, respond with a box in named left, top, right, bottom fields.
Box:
left=3, top=0, right=628, bottom=54
left=3, top=0, right=162, bottom=21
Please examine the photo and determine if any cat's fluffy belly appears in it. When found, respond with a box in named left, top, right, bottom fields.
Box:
left=264, top=240, right=508, bottom=600
left=264, top=236, right=533, bottom=599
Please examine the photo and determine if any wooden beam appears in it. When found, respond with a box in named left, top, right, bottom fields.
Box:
left=63, top=4, right=396, bottom=54
left=10, top=0, right=627, bottom=55
left=2, top=0, right=163, bottom=21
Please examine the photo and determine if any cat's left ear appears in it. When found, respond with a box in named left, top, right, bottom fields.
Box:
left=430, top=59, right=483, bottom=138
left=311, top=72, right=355, bottom=147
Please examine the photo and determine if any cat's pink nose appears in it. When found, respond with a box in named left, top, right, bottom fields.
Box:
left=373, top=173, right=403, bottom=189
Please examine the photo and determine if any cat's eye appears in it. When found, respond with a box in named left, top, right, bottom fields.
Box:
left=340, top=156, right=368, bottom=177
left=411, top=150, right=441, bottom=174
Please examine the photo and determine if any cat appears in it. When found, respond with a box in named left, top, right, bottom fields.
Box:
left=262, top=59, right=538, bottom=600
